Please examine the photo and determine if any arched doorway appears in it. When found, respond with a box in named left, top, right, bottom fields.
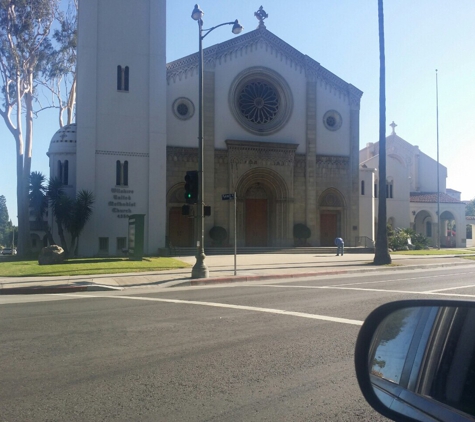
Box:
left=245, top=185, right=268, bottom=246
left=440, top=211, right=456, bottom=248
left=319, top=189, right=345, bottom=246
left=236, top=168, right=290, bottom=247
left=167, top=185, right=194, bottom=247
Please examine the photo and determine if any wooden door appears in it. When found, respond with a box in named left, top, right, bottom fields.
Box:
left=169, top=207, right=193, bottom=247
left=245, top=199, right=268, bottom=247
left=320, top=213, right=337, bottom=246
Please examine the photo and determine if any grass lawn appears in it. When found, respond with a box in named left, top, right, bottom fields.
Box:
left=392, top=248, right=475, bottom=256
left=0, top=256, right=191, bottom=277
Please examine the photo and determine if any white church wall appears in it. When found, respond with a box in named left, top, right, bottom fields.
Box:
left=359, top=168, right=375, bottom=242
left=417, top=151, right=447, bottom=193
left=315, top=83, right=351, bottom=156
left=213, top=48, right=308, bottom=151
left=167, top=74, right=199, bottom=149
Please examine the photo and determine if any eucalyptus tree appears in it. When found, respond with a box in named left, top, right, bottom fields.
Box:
left=0, top=0, right=60, bottom=257
left=373, top=0, right=392, bottom=265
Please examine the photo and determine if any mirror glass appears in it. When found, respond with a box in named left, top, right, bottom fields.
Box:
left=369, top=305, right=475, bottom=419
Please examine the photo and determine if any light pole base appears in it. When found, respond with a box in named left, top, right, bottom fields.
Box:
left=191, top=251, right=209, bottom=279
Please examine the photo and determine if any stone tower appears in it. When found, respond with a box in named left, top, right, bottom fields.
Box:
left=75, top=0, right=167, bottom=255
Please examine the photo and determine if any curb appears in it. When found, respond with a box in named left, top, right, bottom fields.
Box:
left=0, top=284, right=122, bottom=295
left=187, top=260, right=475, bottom=286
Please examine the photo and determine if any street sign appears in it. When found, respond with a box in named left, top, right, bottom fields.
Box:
left=221, top=193, right=234, bottom=200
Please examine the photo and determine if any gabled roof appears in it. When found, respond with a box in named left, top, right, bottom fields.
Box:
left=166, top=27, right=362, bottom=105
left=410, top=192, right=464, bottom=204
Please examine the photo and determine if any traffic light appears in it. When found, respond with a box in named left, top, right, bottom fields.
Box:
left=184, top=170, right=198, bottom=204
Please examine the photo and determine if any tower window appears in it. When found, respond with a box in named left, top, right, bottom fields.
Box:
left=386, top=180, right=394, bottom=198
left=117, top=65, right=129, bottom=91
left=361, top=180, right=365, bottom=196
left=57, top=160, right=69, bottom=185
left=116, top=160, right=129, bottom=186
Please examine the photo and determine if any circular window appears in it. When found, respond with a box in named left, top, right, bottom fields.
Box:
left=323, top=110, right=342, bottom=131
left=173, top=97, right=195, bottom=120
left=229, top=67, right=293, bottom=135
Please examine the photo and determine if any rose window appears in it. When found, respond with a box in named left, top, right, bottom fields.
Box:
left=238, top=81, right=279, bottom=125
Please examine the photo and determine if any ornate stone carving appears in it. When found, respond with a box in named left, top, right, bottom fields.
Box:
left=96, top=150, right=149, bottom=158
left=316, top=155, right=349, bottom=170
left=226, top=140, right=297, bottom=166
left=167, top=146, right=198, bottom=163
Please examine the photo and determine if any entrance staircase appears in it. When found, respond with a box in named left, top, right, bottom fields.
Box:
left=163, top=246, right=374, bottom=257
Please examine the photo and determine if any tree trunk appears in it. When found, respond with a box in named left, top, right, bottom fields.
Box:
left=373, top=0, right=392, bottom=265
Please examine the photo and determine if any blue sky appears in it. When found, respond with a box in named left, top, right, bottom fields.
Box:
left=1, top=0, right=474, bottom=224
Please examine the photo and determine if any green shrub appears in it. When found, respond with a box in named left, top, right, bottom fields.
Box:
left=209, top=226, right=227, bottom=246
left=293, top=223, right=311, bottom=246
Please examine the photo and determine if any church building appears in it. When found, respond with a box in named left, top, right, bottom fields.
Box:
left=47, top=1, right=363, bottom=256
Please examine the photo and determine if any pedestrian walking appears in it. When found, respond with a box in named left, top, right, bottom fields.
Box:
left=335, top=237, right=344, bottom=256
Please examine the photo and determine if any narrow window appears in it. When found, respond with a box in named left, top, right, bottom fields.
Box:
left=117, top=65, right=129, bottom=92
left=124, top=66, right=129, bottom=91
left=58, top=160, right=63, bottom=181
left=116, top=160, right=121, bottom=185
left=361, top=180, right=365, bottom=196
left=389, top=183, right=393, bottom=198
left=123, top=161, right=129, bottom=186
left=63, top=160, right=69, bottom=185
left=115, top=160, right=129, bottom=186
left=117, top=65, right=122, bottom=90
left=374, top=183, right=378, bottom=198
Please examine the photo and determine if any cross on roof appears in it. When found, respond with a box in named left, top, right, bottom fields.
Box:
left=390, top=121, right=397, bottom=134
left=254, top=6, right=268, bottom=29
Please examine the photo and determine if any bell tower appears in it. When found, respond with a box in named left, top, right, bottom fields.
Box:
left=76, top=0, right=167, bottom=256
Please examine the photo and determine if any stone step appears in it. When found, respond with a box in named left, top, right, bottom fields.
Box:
left=163, top=246, right=374, bottom=257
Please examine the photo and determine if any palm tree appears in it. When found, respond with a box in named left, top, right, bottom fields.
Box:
left=373, top=0, right=392, bottom=265
left=29, top=171, right=48, bottom=225
left=66, top=190, right=94, bottom=256
left=47, top=177, right=72, bottom=255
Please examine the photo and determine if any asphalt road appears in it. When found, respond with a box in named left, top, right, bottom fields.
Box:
left=1, top=265, right=475, bottom=421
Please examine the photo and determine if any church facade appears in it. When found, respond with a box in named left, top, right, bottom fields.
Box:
left=46, top=1, right=363, bottom=256
left=359, top=125, right=467, bottom=248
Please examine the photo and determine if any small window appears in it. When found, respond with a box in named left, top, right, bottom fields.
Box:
left=361, top=180, right=365, bottom=196
left=374, top=183, right=378, bottom=198
left=57, top=160, right=69, bottom=185
left=117, top=65, right=129, bottom=92
left=115, top=160, right=129, bottom=186
left=117, top=237, right=127, bottom=253
left=99, top=237, right=109, bottom=253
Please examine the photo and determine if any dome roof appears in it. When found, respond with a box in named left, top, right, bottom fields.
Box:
left=48, top=123, right=77, bottom=155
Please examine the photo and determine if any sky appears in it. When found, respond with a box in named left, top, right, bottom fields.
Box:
left=1, top=0, right=474, bottom=225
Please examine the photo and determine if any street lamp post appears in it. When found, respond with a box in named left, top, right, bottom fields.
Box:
left=190, top=5, right=243, bottom=279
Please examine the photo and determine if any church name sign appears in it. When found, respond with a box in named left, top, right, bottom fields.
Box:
left=108, top=188, right=137, bottom=218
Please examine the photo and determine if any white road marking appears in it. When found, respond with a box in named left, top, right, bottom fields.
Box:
left=332, top=272, right=469, bottom=287
left=251, top=284, right=475, bottom=298
left=424, top=284, right=475, bottom=293
left=57, top=294, right=363, bottom=326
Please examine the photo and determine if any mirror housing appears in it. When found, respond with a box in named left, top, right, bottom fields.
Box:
left=355, top=300, right=475, bottom=422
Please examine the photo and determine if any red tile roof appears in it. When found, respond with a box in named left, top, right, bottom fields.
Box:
left=410, top=192, right=464, bottom=204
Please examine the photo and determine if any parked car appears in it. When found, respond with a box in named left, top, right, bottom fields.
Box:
left=356, top=299, right=475, bottom=421
left=1, top=248, right=17, bottom=255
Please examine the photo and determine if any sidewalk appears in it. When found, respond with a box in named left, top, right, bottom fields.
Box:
left=1, top=253, right=474, bottom=294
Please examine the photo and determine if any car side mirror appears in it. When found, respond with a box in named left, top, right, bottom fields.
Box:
left=355, top=300, right=475, bottom=422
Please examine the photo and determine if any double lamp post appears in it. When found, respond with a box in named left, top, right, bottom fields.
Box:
left=190, top=5, right=243, bottom=279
